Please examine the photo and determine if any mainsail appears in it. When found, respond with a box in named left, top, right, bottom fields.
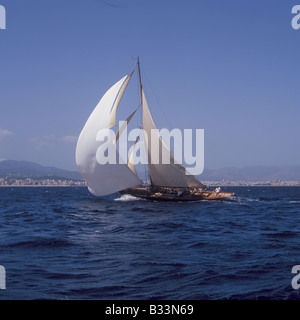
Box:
left=142, top=89, right=206, bottom=188
left=76, top=75, right=142, bottom=196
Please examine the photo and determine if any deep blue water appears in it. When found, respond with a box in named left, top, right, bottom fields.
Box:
left=0, top=186, right=300, bottom=300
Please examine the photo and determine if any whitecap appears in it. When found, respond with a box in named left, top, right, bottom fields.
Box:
left=114, top=194, right=144, bottom=201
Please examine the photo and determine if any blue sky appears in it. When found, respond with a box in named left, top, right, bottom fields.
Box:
left=0, top=0, right=299, bottom=171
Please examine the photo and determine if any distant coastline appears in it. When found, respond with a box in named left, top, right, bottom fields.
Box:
left=0, top=177, right=86, bottom=187
left=203, top=181, right=300, bottom=187
left=1, top=160, right=300, bottom=188
left=0, top=178, right=299, bottom=188
left=0, top=185, right=86, bottom=188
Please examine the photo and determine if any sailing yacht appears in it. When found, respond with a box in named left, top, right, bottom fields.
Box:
left=76, top=59, right=234, bottom=201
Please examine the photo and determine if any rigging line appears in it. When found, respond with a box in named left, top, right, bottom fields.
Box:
left=141, top=67, right=173, bottom=130
left=135, top=64, right=143, bottom=128
left=113, top=102, right=141, bottom=145
left=127, top=128, right=142, bottom=160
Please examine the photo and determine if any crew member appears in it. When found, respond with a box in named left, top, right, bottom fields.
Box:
left=215, top=186, right=221, bottom=193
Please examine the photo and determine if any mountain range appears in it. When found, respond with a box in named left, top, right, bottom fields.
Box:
left=198, top=166, right=300, bottom=181
left=0, top=160, right=82, bottom=180
left=0, top=160, right=299, bottom=181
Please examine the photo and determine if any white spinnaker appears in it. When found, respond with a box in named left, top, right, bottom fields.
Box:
left=108, top=72, right=134, bottom=129
left=76, top=76, right=142, bottom=196
left=127, top=135, right=140, bottom=176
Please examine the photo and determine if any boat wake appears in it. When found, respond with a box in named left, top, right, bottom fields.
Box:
left=114, top=194, right=144, bottom=201
left=228, top=195, right=268, bottom=204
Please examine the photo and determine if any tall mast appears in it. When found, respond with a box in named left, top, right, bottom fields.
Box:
left=137, top=57, right=152, bottom=186
left=137, top=57, right=143, bottom=108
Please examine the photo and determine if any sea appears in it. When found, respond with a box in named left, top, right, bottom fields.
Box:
left=0, top=186, right=300, bottom=300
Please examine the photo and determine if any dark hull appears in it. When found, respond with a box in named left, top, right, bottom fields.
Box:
left=120, top=187, right=234, bottom=202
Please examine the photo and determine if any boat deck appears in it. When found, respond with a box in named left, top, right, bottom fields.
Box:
left=120, top=187, right=234, bottom=201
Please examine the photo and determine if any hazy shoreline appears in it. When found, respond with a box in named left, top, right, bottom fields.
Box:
left=0, top=185, right=86, bottom=188
left=1, top=183, right=299, bottom=188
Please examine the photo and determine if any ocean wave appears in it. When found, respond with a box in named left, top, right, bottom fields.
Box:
left=260, top=231, right=299, bottom=238
left=4, top=238, right=74, bottom=249
left=1, top=186, right=300, bottom=300
left=228, top=196, right=263, bottom=204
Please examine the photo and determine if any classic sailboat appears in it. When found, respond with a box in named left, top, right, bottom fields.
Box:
left=76, top=59, right=234, bottom=201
